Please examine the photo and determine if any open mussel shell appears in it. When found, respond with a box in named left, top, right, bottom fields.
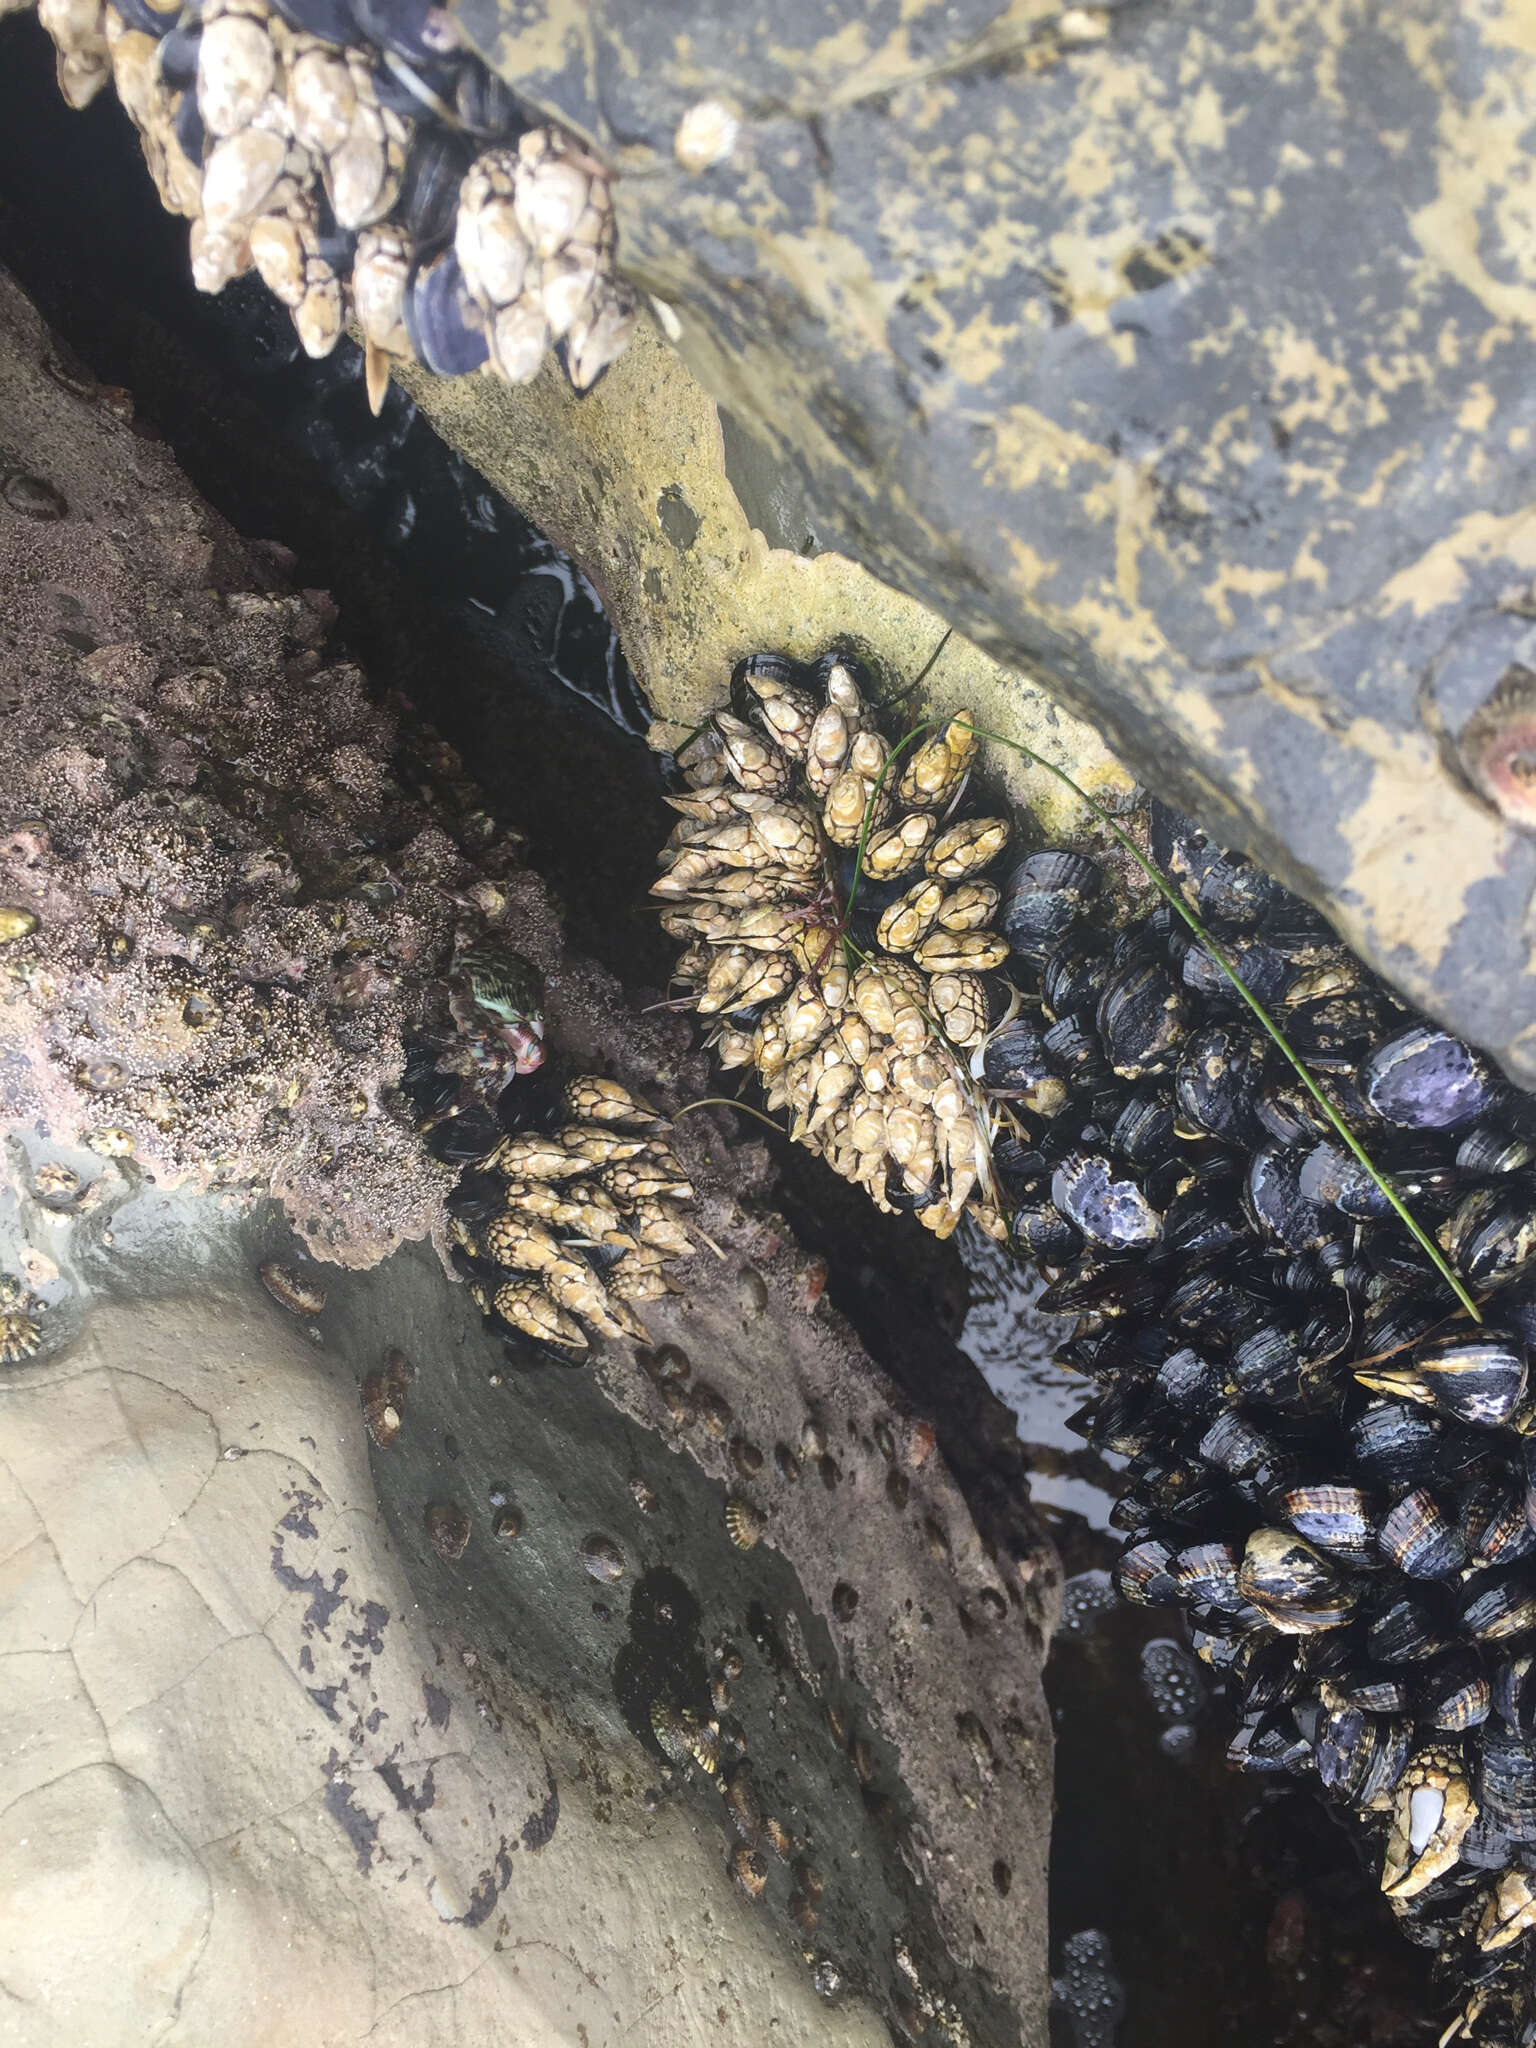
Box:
left=1237, top=1527, right=1359, bottom=1633
left=1356, top=1329, right=1528, bottom=1430
left=1378, top=1486, right=1468, bottom=1580
left=1050, top=1150, right=1162, bottom=1251
left=1362, top=1025, right=1498, bottom=1130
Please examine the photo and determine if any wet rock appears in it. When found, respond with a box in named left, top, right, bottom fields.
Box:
left=428, top=1, right=1536, bottom=1088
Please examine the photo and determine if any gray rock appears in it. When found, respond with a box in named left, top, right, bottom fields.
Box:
left=453, top=0, right=1536, bottom=1084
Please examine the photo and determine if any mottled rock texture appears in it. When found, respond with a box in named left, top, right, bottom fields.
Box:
left=442, top=0, right=1536, bottom=1085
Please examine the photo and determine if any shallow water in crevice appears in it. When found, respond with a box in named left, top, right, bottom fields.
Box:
left=0, top=29, right=1447, bottom=2044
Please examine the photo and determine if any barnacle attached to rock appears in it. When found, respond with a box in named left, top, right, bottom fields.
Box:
left=0, top=1275, right=44, bottom=1365
left=21, top=0, right=638, bottom=409
left=652, top=650, right=1017, bottom=1241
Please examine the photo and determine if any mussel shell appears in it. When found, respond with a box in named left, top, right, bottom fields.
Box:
left=397, top=126, right=477, bottom=248
left=1441, top=1182, right=1536, bottom=1290
left=1230, top=1322, right=1303, bottom=1407
left=1245, top=1144, right=1339, bottom=1255
left=1042, top=936, right=1109, bottom=1019
left=1415, top=1653, right=1491, bottom=1733
left=403, top=249, right=490, bottom=376
left=1011, top=1202, right=1083, bottom=1263
left=1237, top=1526, right=1358, bottom=1632
left=1479, top=1723, right=1536, bottom=1841
left=1163, top=1262, right=1272, bottom=1350
left=349, top=0, right=449, bottom=59
left=1491, top=1652, right=1536, bottom=1736
left=1001, top=850, right=1100, bottom=958
left=269, top=0, right=358, bottom=39
left=1362, top=1025, right=1497, bottom=1131
left=1050, top=1151, right=1162, bottom=1250
left=1110, top=1089, right=1176, bottom=1166
left=1161, top=1190, right=1247, bottom=1263
left=1196, top=852, right=1282, bottom=928
left=1280, top=1481, right=1377, bottom=1567
left=1175, top=1025, right=1266, bottom=1143
left=1255, top=1081, right=1332, bottom=1149
left=1096, top=957, right=1188, bottom=1079
left=1317, top=1696, right=1382, bottom=1801
left=1197, top=1408, right=1277, bottom=1479
left=1180, top=938, right=1290, bottom=1007
left=1366, top=1586, right=1453, bottom=1664
left=1296, top=1140, right=1395, bottom=1220
left=1341, top=1671, right=1411, bottom=1714
left=1460, top=1565, right=1536, bottom=1645
left=1228, top=1707, right=1311, bottom=1773
left=1457, top=1122, right=1536, bottom=1175
left=1155, top=1345, right=1221, bottom=1415
left=1035, top=1259, right=1165, bottom=1318
left=1041, top=1013, right=1107, bottom=1078
left=425, top=1106, right=501, bottom=1163
left=1113, top=1537, right=1180, bottom=1607
left=1378, top=1486, right=1468, bottom=1580
left=1356, top=1714, right=1413, bottom=1808
left=982, top=1019, right=1059, bottom=1095
left=1170, top=1540, right=1247, bottom=1614
left=1358, top=1330, right=1528, bottom=1429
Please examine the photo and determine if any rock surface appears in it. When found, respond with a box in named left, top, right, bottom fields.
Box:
left=436, top=0, right=1536, bottom=1087
left=0, top=262, right=1056, bottom=2046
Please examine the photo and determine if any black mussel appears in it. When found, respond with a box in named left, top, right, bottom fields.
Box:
left=1229, top=1708, right=1311, bottom=1774
left=425, top=1106, right=501, bottom=1163
left=1245, top=1145, right=1340, bottom=1255
left=1147, top=798, right=1218, bottom=899
left=1197, top=1408, right=1278, bottom=1479
left=1255, top=1080, right=1333, bottom=1149
left=1113, top=1538, right=1180, bottom=1606
left=982, top=1019, right=1069, bottom=1116
left=1161, top=1189, right=1247, bottom=1263
left=269, top=0, right=357, bottom=38
left=1156, top=1345, right=1221, bottom=1414
left=1294, top=1296, right=1354, bottom=1376
left=1498, top=1278, right=1536, bottom=1353
left=1492, top=1652, right=1536, bottom=1736
left=1461, top=1566, right=1536, bottom=1645
left=1458, top=1123, right=1536, bottom=1175
left=173, top=83, right=207, bottom=170
left=1042, top=936, right=1109, bottom=1020
left=1441, top=1182, right=1536, bottom=1290
left=1464, top=1478, right=1536, bottom=1567
left=1096, top=957, right=1188, bottom=1080
left=1110, top=1089, right=1176, bottom=1166
left=157, top=24, right=201, bottom=90
left=444, top=1168, right=505, bottom=1222
left=1258, top=899, right=1341, bottom=964
left=1296, top=1140, right=1395, bottom=1220
left=1051, top=1152, right=1162, bottom=1250
left=1035, top=1259, right=1165, bottom=1318
left=1366, top=1585, right=1454, bottom=1664
left=496, top=1065, right=564, bottom=1133
left=1355, top=1329, right=1528, bottom=1429
left=1341, top=1671, right=1411, bottom=1714
left=1416, top=1654, right=1491, bottom=1733
left=1238, top=1526, right=1358, bottom=1632
left=1042, top=1013, right=1107, bottom=1079
left=1197, top=851, right=1282, bottom=929
left=1001, top=850, right=1100, bottom=959
left=1174, top=1024, right=1267, bottom=1144
left=114, top=0, right=180, bottom=28
left=1479, top=1724, right=1536, bottom=1842
left=1285, top=994, right=1386, bottom=1059
left=404, top=250, right=490, bottom=377
left=1170, top=1540, right=1248, bottom=1614
left=1379, top=1486, right=1468, bottom=1580
left=1011, top=1202, right=1083, bottom=1263
left=1362, top=1026, right=1498, bottom=1130
left=1280, top=1482, right=1377, bottom=1567
left=397, top=127, right=477, bottom=248
left=1350, top=1398, right=1445, bottom=1486
left=1360, top=1291, right=1448, bottom=1355
left=456, top=62, right=524, bottom=134
left=349, top=0, right=452, bottom=59
left=1356, top=1714, right=1414, bottom=1807
left=991, top=1133, right=1048, bottom=1196
left=1180, top=937, right=1290, bottom=1008
left=1231, top=1322, right=1303, bottom=1407
left=1233, top=1636, right=1308, bottom=1714
left=1164, top=1263, right=1273, bottom=1351
left=1317, top=1694, right=1379, bottom=1801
